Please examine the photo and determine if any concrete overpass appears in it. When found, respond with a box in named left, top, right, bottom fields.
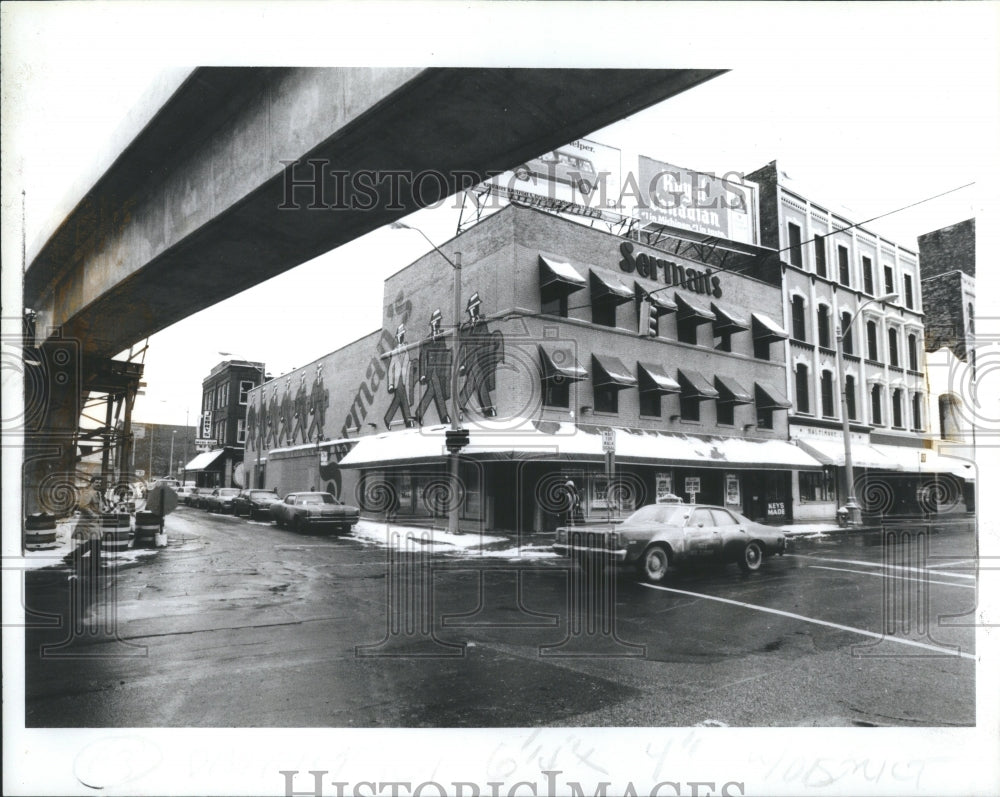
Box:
left=21, top=66, right=724, bottom=517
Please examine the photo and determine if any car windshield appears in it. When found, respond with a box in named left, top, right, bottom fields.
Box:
left=250, top=491, right=276, bottom=499
left=294, top=494, right=334, bottom=505
left=220, top=489, right=240, bottom=496
left=622, top=504, right=688, bottom=526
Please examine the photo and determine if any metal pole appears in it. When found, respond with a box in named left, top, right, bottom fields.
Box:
left=450, top=252, right=462, bottom=536
left=169, top=431, right=176, bottom=479
left=149, top=425, right=153, bottom=479
left=836, top=324, right=861, bottom=525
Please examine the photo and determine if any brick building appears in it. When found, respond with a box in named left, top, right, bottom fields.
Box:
left=186, top=360, right=267, bottom=487
left=919, top=218, right=975, bottom=361
left=246, top=204, right=824, bottom=531
left=919, top=219, right=977, bottom=509
left=747, top=162, right=967, bottom=519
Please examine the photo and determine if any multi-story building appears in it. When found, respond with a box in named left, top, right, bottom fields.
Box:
left=246, top=203, right=826, bottom=531
left=187, top=360, right=267, bottom=487
left=919, top=219, right=977, bottom=509
left=747, top=161, right=966, bottom=520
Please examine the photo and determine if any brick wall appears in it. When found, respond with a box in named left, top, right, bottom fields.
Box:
left=922, top=270, right=974, bottom=360
left=918, top=218, right=975, bottom=279
left=745, top=161, right=780, bottom=250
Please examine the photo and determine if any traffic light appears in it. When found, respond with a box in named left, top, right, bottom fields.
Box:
left=646, top=300, right=659, bottom=337
left=445, top=428, right=470, bottom=453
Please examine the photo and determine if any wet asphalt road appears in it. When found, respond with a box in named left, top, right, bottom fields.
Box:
left=23, top=507, right=976, bottom=728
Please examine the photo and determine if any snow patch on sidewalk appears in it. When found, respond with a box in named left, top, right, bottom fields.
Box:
left=350, top=520, right=507, bottom=555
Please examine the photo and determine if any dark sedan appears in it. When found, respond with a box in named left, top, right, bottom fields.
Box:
left=552, top=502, right=786, bottom=582
left=233, top=489, right=281, bottom=520
left=269, top=492, right=360, bottom=533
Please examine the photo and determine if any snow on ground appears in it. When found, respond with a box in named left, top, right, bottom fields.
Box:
left=778, top=523, right=841, bottom=536
left=349, top=519, right=508, bottom=555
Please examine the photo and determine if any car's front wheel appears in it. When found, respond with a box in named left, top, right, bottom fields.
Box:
left=639, top=545, right=671, bottom=584
left=738, top=541, right=764, bottom=573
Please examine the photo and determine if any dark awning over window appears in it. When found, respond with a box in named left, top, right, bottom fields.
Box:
left=675, top=293, right=715, bottom=324
left=538, top=345, right=588, bottom=382
left=752, top=312, right=789, bottom=342
left=637, top=362, right=681, bottom=394
left=635, top=283, right=677, bottom=313
left=755, top=381, right=793, bottom=410
left=590, top=270, right=634, bottom=304
left=715, top=375, right=753, bottom=404
left=592, top=354, right=637, bottom=390
left=678, top=369, right=720, bottom=400
left=539, top=254, right=586, bottom=294
left=711, top=301, right=750, bottom=335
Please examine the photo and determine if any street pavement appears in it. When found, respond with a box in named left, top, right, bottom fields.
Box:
left=23, top=507, right=977, bottom=727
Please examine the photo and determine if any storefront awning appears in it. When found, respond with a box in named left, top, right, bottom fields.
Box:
left=711, top=301, right=750, bottom=335
left=538, top=345, right=588, bottom=382
left=590, top=270, right=633, bottom=304
left=871, top=444, right=977, bottom=481
left=539, top=254, right=586, bottom=293
left=678, top=369, right=719, bottom=400
left=794, top=438, right=899, bottom=470
left=755, top=381, right=793, bottom=410
left=715, top=375, right=753, bottom=404
left=338, top=419, right=824, bottom=471
left=675, top=293, right=715, bottom=324
left=592, top=354, right=637, bottom=389
left=752, top=312, right=789, bottom=342
left=184, top=449, right=226, bottom=472
left=637, top=362, right=681, bottom=394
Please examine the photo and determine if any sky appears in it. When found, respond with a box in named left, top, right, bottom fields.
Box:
left=2, top=2, right=997, bottom=434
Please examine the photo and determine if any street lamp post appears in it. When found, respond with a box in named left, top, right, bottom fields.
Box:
left=169, top=430, right=177, bottom=480
left=391, top=221, right=464, bottom=535
left=836, top=292, right=898, bottom=525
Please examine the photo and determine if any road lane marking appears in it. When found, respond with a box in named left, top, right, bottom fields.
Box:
left=787, top=554, right=976, bottom=580
left=926, top=559, right=977, bottom=570
left=640, top=583, right=975, bottom=660
left=808, top=564, right=976, bottom=589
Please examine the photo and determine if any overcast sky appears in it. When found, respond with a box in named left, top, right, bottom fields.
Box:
left=2, top=2, right=996, bottom=431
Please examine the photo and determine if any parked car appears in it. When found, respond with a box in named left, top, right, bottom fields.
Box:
left=269, top=492, right=360, bottom=533
left=183, top=487, right=203, bottom=507
left=233, top=488, right=281, bottom=520
left=194, top=488, right=217, bottom=509
left=204, top=487, right=242, bottom=514
left=552, top=503, right=786, bottom=582
left=176, top=485, right=198, bottom=503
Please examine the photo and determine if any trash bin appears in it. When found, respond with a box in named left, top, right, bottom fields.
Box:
left=100, top=512, right=132, bottom=553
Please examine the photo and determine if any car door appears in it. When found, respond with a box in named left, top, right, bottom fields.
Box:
left=710, top=508, right=743, bottom=559
left=684, top=508, right=723, bottom=558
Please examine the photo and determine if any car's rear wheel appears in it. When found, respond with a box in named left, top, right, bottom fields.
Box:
left=738, top=541, right=764, bottom=573
left=640, top=545, right=670, bottom=583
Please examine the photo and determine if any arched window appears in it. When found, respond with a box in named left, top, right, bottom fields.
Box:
left=792, top=295, right=807, bottom=342
left=817, top=305, right=831, bottom=349
left=908, top=333, right=918, bottom=370
left=939, top=394, right=962, bottom=441
left=821, top=370, right=835, bottom=417
left=870, top=384, right=883, bottom=425
left=891, top=388, right=903, bottom=428
left=795, top=363, right=810, bottom=414
left=841, top=311, right=853, bottom=354
left=911, top=393, right=923, bottom=430
left=888, top=327, right=899, bottom=366
left=866, top=319, right=879, bottom=361
left=845, top=375, right=857, bottom=420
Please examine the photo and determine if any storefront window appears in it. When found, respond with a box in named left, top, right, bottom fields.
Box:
left=799, top=470, right=834, bottom=502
